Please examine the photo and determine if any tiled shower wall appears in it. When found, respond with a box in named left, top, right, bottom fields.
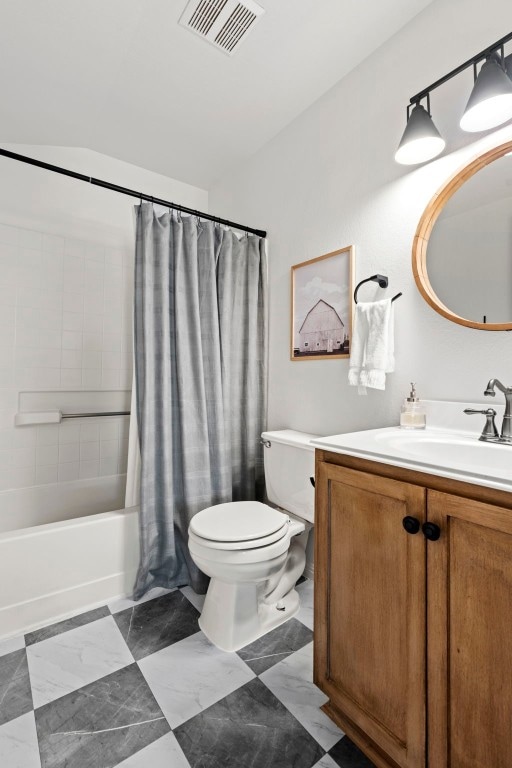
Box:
left=0, top=221, right=133, bottom=491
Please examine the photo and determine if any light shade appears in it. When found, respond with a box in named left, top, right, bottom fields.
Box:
left=395, top=104, right=446, bottom=165
left=460, top=56, right=512, bottom=132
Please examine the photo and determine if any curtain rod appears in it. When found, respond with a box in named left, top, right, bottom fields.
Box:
left=0, top=147, right=267, bottom=238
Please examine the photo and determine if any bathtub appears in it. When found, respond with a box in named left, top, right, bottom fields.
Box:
left=0, top=475, right=139, bottom=639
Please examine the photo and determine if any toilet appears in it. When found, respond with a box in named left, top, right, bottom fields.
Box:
left=188, top=429, right=317, bottom=652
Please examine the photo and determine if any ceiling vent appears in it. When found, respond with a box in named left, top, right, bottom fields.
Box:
left=179, top=0, right=265, bottom=55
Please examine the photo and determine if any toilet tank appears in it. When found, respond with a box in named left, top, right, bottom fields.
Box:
left=261, top=429, right=318, bottom=524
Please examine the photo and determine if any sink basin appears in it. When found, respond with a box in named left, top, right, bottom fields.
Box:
left=312, top=427, right=512, bottom=491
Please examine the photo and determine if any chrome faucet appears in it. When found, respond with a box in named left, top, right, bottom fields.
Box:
left=484, top=378, right=512, bottom=442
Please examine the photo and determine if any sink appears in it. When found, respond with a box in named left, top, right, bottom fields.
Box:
left=312, top=426, right=512, bottom=491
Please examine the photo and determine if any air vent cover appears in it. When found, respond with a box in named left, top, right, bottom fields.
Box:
left=179, top=0, right=265, bottom=55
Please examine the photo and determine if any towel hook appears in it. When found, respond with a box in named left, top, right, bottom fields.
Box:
left=354, top=274, right=402, bottom=304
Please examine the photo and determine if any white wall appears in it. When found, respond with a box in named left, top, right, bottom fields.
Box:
left=0, top=145, right=207, bottom=492
left=210, top=0, right=512, bottom=437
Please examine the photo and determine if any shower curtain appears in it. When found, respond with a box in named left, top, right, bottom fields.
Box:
left=131, top=204, right=268, bottom=599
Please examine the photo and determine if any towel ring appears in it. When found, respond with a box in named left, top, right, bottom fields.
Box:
left=354, top=274, right=402, bottom=304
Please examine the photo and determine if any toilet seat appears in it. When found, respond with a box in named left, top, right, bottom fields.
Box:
left=190, top=501, right=288, bottom=544
left=188, top=522, right=289, bottom=551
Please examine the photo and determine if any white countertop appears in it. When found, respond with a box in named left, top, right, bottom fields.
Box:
left=312, top=415, right=512, bottom=494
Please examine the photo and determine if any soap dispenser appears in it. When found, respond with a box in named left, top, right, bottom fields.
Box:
left=400, top=383, right=426, bottom=429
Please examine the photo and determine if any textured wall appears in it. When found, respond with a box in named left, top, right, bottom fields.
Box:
left=210, top=0, right=512, bottom=437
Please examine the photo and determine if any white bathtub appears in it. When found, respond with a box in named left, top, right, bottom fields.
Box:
left=0, top=476, right=140, bottom=639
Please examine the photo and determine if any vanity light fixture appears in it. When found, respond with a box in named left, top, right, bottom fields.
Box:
left=396, top=32, right=512, bottom=165
left=395, top=96, right=445, bottom=165
left=460, top=53, right=512, bottom=132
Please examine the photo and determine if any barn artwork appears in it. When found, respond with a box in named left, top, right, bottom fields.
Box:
left=291, top=246, right=353, bottom=360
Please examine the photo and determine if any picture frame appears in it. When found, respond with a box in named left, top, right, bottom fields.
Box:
left=291, top=245, right=353, bottom=361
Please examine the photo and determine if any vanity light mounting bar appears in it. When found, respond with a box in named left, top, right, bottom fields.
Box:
left=0, top=147, right=267, bottom=238
left=61, top=411, right=130, bottom=419
left=408, top=30, right=512, bottom=108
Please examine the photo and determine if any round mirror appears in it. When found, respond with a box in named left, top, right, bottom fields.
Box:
left=413, top=140, right=512, bottom=331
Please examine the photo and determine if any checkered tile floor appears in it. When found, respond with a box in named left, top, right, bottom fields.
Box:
left=0, top=579, right=375, bottom=768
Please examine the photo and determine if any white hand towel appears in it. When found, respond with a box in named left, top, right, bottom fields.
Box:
left=348, top=298, right=395, bottom=394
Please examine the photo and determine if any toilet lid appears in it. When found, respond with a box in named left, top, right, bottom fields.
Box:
left=190, top=501, right=288, bottom=542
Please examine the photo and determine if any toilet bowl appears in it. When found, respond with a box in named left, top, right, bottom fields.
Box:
left=187, top=430, right=317, bottom=652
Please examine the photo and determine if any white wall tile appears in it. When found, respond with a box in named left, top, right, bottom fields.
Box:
left=19, top=229, right=41, bottom=249
left=83, top=314, right=102, bottom=334
left=36, top=464, right=58, bottom=484
left=99, top=457, right=118, bottom=476
left=80, top=441, right=100, bottom=461
left=59, top=442, right=79, bottom=463
left=79, top=459, right=99, bottom=479
left=36, top=444, right=59, bottom=466
left=12, top=426, right=37, bottom=448
left=10, top=465, right=36, bottom=488
left=0, top=223, right=132, bottom=490
left=0, top=223, right=19, bottom=246
left=85, top=243, right=105, bottom=263
left=101, top=369, right=120, bottom=388
left=65, top=239, right=86, bottom=259
left=62, top=331, right=82, bottom=351
left=60, top=368, right=81, bottom=387
left=82, top=368, right=102, bottom=388
left=100, top=439, right=118, bottom=460
left=58, top=422, right=80, bottom=443
left=83, top=332, right=102, bottom=352
left=61, top=349, right=82, bottom=368
left=63, top=292, right=84, bottom=314
left=102, top=333, right=121, bottom=352
left=58, top=461, right=79, bottom=482
left=11, top=446, right=36, bottom=468
left=80, top=422, right=100, bottom=442
left=63, top=312, right=83, bottom=332
left=37, top=424, right=60, bottom=445
left=100, top=421, right=118, bottom=442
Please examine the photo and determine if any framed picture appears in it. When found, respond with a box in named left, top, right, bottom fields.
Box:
left=291, top=245, right=353, bottom=361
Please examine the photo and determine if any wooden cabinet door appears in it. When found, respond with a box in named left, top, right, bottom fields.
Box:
left=427, top=490, right=512, bottom=768
left=314, top=462, right=426, bottom=768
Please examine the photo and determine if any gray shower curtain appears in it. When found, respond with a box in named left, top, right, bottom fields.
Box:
left=133, top=204, right=267, bottom=599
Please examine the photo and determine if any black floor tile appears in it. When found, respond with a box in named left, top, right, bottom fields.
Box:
left=237, top=618, right=313, bottom=675
left=25, top=606, right=110, bottom=646
left=112, top=590, right=200, bottom=661
left=329, top=736, right=377, bottom=767
left=35, top=663, right=170, bottom=768
left=0, top=648, right=33, bottom=726
left=174, top=677, right=324, bottom=768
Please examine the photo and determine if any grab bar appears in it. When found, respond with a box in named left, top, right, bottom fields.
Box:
left=61, top=411, right=130, bottom=419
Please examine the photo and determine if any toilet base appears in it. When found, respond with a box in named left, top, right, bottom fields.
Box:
left=198, top=578, right=300, bottom=652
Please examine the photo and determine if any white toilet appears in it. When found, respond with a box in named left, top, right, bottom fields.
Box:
left=188, top=429, right=317, bottom=652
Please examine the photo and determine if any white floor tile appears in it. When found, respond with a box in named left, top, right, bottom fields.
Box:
left=27, top=616, right=133, bottom=708
left=0, top=635, right=25, bottom=657
left=180, top=586, right=205, bottom=613
left=139, top=631, right=255, bottom=728
left=0, top=712, right=41, bottom=768
left=296, top=578, right=314, bottom=630
left=108, top=587, right=174, bottom=614
left=116, top=732, right=190, bottom=768
left=260, top=642, right=343, bottom=751
left=312, top=755, right=340, bottom=768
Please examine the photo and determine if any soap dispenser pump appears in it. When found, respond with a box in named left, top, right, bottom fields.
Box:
left=400, top=382, right=426, bottom=429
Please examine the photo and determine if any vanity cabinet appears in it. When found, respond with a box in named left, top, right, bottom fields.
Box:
left=314, top=450, right=512, bottom=768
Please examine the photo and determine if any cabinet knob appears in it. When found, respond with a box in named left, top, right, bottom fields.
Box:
left=402, top=516, right=421, bottom=535
left=422, top=522, right=441, bottom=541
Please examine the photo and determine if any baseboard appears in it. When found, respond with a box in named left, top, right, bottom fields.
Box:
left=0, top=570, right=137, bottom=640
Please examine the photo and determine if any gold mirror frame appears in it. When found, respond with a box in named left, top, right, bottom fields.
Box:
left=412, top=139, right=512, bottom=331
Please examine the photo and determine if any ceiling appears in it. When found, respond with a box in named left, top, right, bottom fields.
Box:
left=0, top=0, right=434, bottom=189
